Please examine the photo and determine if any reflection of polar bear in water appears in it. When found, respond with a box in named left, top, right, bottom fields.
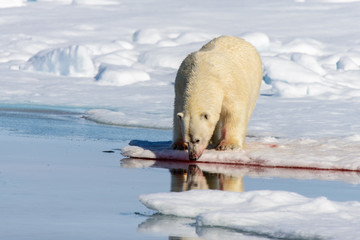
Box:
left=170, top=165, right=244, bottom=192
left=172, top=36, right=263, bottom=160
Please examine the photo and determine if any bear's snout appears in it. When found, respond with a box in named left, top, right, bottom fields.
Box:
left=188, top=145, right=205, bottom=161
left=189, top=152, right=200, bottom=161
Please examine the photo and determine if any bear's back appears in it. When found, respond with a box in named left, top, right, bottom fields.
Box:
left=198, top=36, right=262, bottom=115
left=199, top=36, right=261, bottom=73
left=200, top=35, right=251, bottom=53
left=175, top=35, right=262, bottom=101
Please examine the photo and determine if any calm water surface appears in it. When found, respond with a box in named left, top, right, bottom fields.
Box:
left=1, top=105, right=359, bottom=240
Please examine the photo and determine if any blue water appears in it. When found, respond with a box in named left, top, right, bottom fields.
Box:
left=0, top=104, right=170, bottom=142
left=1, top=105, right=359, bottom=240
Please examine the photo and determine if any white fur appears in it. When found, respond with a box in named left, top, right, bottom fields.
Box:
left=172, top=36, right=262, bottom=160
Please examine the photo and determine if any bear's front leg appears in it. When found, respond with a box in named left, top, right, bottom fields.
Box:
left=172, top=110, right=188, bottom=150
left=216, top=110, right=246, bottom=151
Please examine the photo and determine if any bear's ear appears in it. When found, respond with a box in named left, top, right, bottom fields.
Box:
left=200, top=112, right=209, bottom=120
left=177, top=112, right=184, bottom=120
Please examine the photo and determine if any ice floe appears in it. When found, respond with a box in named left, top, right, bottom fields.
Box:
left=140, top=190, right=360, bottom=240
left=122, top=136, right=360, bottom=171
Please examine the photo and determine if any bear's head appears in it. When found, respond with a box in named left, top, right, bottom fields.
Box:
left=177, top=111, right=217, bottom=160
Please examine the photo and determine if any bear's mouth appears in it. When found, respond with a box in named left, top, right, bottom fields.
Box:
left=189, top=153, right=199, bottom=161
left=188, top=148, right=205, bottom=161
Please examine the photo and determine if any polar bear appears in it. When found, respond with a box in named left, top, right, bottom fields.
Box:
left=172, top=36, right=262, bottom=161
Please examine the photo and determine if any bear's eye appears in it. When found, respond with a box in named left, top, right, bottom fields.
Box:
left=195, top=139, right=200, bottom=143
left=200, top=112, right=209, bottom=120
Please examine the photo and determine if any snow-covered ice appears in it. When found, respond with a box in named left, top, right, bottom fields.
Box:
left=122, top=135, right=360, bottom=171
left=95, top=64, right=150, bottom=87
left=23, top=45, right=96, bottom=77
left=0, top=0, right=25, bottom=8
left=140, top=190, right=360, bottom=240
left=1, top=0, right=360, bottom=122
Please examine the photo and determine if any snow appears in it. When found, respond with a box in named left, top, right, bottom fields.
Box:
left=0, top=0, right=25, bottom=8
left=22, top=45, right=96, bottom=77
left=336, top=56, right=359, bottom=71
left=0, top=1, right=359, bottom=113
left=241, top=32, right=271, bottom=52
left=140, top=190, right=360, bottom=240
left=133, top=29, right=165, bottom=45
left=1, top=0, right=360, bottom=239
left=85, top=108, right=171, bottom=128
left=2, top=0, right=358, bottom=129
left=95, top=64, right=150, bottom=86
left=72, top=0, right=119, bottom=5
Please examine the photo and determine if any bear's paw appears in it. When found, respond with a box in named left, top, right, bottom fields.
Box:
left=171, top=140, right=188, bottom=151
left=216, top=140, right=241, bottom=151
